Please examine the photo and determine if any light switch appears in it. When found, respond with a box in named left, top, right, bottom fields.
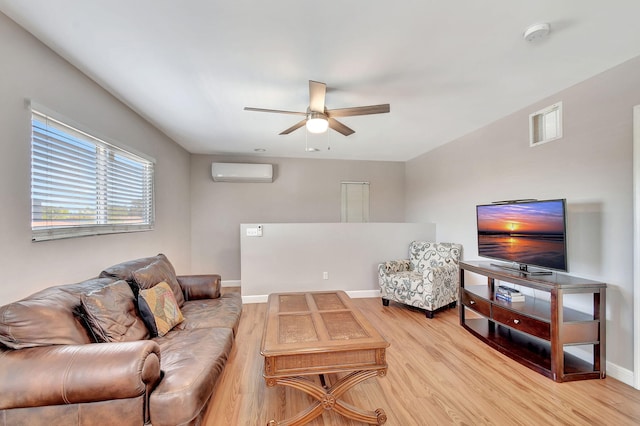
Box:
left=246, top=225, right=263, bottom=237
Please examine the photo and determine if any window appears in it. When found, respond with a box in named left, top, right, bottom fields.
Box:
left=31, top=108, right=154, bottom=241
left=341, top=182, right=369, bottom=223
left=529, top=102, right=563, bottom=147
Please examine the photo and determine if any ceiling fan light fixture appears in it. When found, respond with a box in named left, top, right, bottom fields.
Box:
left=306, top=112, right=329, bottom=133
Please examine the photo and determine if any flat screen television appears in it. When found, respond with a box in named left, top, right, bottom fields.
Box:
left=476, top=199, right=567, bottom=274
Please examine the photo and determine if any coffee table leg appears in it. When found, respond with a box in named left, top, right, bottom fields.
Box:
left=266, top=377, right=326, bottom=426
left=266, top=370, right=387, bottom=425
left=327, top=370, right=387, bottom=425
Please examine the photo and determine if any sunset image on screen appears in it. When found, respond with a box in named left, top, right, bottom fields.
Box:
left=477, top=201, right=565, bottom=235
left=476, top=200, right=566, bottom=271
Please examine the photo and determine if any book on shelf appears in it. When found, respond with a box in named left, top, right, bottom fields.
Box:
left=497, top=285, right=522, bottom=295
left=496, top=286, right=525, bottom=302
left=495, top=292, right=525, bottom=302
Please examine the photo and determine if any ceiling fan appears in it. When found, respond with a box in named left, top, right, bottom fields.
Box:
left=244, top=80, right=390, bottom=136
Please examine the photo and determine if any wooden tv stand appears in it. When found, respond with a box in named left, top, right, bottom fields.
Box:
left=459, top=261, right=606, bottom=382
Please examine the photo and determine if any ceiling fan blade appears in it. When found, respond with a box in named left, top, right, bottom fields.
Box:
left=327, top=104, right=390, bottom=118
left=279, top=119, right=307, bottom=135
left=328, top=118, right=355, bottom=136
left=244, top=107, right=306, bottom=116
left=308, top=80, right=326, bottom=112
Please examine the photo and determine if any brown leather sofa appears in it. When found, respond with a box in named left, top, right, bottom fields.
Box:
left=0, top=254, right=242, bottom=426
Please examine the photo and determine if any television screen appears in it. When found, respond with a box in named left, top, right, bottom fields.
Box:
left=476, top=199, right=567, bottom=272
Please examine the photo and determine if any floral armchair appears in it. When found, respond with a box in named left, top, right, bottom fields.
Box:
left=378, top=241, right=462, bottom=318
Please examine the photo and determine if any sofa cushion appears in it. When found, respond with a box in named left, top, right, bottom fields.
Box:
left=80, top=280, right=149, bottom=343
left=138, top=282, right=184, bottom=337
left=0, top=278, right=116, bottom=349
left=177, top=292, right=242, bottom=336
left=150, top=327, right=234, bottom=426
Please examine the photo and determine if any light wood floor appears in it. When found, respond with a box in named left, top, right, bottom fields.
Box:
left=203, top=294, right=640, bottom=425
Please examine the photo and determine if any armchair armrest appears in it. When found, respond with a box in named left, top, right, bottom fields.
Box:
left=178, top=274, right=221, bottom=301
left=378, top=259, right=412, bottom=275
left=0, top=340, right=161, bottom=410
left=424, top=263, right=459, bottom=286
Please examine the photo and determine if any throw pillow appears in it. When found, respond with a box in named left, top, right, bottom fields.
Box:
left=132, top=258, right=185, bottom=307
left=80, top=280, right=150, bottom=343
left=138, top=281, right=184, bottom=337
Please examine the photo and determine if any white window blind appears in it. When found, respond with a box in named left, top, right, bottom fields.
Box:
left=31, top=109, right=154, bottom=241
left=341, top=182, right=370, bottom=223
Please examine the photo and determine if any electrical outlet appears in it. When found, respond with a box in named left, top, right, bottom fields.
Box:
left=323, top=272, right=329, bottom=280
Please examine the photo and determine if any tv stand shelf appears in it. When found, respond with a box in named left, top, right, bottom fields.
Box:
left=459, top=261, right=606, bottom=382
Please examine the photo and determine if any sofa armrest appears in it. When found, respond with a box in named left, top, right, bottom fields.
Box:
left=178, top=274, right=221, bottom=300
left=0, top=340, right=161, bottom=410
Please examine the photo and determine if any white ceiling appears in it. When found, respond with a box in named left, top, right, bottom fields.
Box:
left=2, top=1, right=640, bottom=161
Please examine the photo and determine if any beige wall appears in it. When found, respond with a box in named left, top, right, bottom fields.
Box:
left=0, top=13, right=192, bottom=304
left=240, top=222, right=435, bottom=300
left=406, top=55, right=640, bottom=375
left=190, top=155, right=405, bottom=278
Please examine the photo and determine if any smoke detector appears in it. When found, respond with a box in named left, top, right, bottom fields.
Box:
left=523, top=23, right=550, bottom=42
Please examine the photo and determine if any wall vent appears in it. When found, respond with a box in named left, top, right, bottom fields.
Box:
left=530, top=102, right=563, bottom=147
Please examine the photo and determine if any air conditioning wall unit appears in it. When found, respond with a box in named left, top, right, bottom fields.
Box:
left=211, top=162, right=273, bottom=183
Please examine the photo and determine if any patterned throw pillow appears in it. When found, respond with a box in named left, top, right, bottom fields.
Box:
left=138, top=281, right=184, bottom=337
left=385, top=260, right=411, bottom=273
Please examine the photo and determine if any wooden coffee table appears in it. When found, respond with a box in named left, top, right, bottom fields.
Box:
left=261, top=291, right=389, bottom=425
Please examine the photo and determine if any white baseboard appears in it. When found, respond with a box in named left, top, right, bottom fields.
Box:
left=221, top=280, right=241, bottom=288
left=346, top=289, right=381, bottom=299
left=242, top=294, right=268, bottom=304
left=606, top=361, right=634, bottom=387
left=241, top=289, right=381, bottom=304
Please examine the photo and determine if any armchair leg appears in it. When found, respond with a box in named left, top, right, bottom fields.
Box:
left=425, top=310, right=434, bottom=319
left=382, top=298, right=390, bottom=307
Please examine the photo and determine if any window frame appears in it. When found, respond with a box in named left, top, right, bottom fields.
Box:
left=30, top=103, right=155, bottom=242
